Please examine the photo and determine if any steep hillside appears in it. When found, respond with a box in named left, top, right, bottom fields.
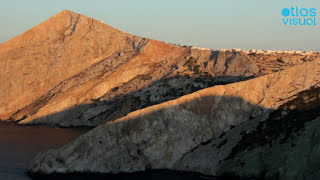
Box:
left=0, top=10, right=144, bottom=120
left=1, top=9, right=319, bottom=180
left=28, top=57, right=320, bottom=178
left=1, top=10, right=265, bottom=126
left=2, top=10, right=317, bottom=127
left=13, top=49, right=260, bottom=126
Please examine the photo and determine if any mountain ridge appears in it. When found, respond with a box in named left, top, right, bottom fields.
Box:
left=1, top=9, right=320, bottom=179
left=28, top=56, right=320, bottom=178
left=1, top=9, right=318, bottom=127
left=0, top=9, right=150, bottom=120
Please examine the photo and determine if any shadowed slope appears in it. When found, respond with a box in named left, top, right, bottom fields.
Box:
left=27, top=58, right=320, bottom=176
left=1, top=9, right=259, bottom=124
left=12, top=50, right=260, bottom=126
left=2, top=10, right=311, bottom=128
left=216, top=87, right=320, bottom=180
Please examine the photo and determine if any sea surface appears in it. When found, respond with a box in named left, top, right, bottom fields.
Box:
left=0, top=122, right=223, bottom=180
left=0, top=122, right=88, bottom=180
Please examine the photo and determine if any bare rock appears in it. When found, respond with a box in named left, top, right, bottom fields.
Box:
left=0, top=10, right=144, bottom=120
left=4, top=12, right=260, bottom=127
left=28, top=58, right=320, bottom=175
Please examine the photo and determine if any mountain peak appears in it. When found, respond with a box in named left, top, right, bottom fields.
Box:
left=60, top=9, right=76, bottom=14
left=0, top=9, right=138, bottom=120
left=53, top=9, right=84, bottom=20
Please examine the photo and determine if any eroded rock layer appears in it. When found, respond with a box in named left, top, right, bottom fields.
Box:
left=2, top=10, right=320, bottom=179
left=3, top=10, right=317, bottom=127
left=28, top=58, right=320, bottom=177
left=13, top=49, right=260, bottom=126
left=0, top=10, right=142, bottom=120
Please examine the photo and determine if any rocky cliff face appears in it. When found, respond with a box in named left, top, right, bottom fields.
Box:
left=0, top=10, right=143, bottom=120
left=3, top=10, right=317, bottom=127
left=2, top=10, right=266, bottom=126
left=12, top=49, right=261, bottom=127
left=28, top=57, right=320, bottom=178
left=2, top=10, right=320, bottom=180
left=217, top=87, right=320, bottom=180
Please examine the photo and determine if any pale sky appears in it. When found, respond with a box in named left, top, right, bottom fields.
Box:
left=0, top=0, right=320, bottom=51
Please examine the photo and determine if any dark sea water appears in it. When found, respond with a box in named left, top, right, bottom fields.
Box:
left=0, top=122, right=223, bottom=180
left=0, top=122, right=88, bottom=180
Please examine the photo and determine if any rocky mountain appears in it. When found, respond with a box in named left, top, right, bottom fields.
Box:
left=2, top=10, right=318, bottom=127
left=1, top=10, right=320, bottom=180
left=0, top=9, right=141, bottom=120
left=11, top=48, right=261, bottom=127
left=3, top=10, right=253, bottom=124
left=28, top=57, right=320, bottom=180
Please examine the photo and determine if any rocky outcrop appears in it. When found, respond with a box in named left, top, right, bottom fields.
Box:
left=3, top=10, right=316, bottom=127
left=2, top=10, right=320, bottom=179
left=1, top=10, right=266, bottom=126
left=212, top=49, right=319, bottom=75
left=28, top=58, right=320, bottom=176
left=0, top=10, right=144, bottom=120
left=10, top=37, right=260, bottom=127
left=217, top=87, right=320, bottom=180
left=247, top=51, right=319, bottom=75
left=222, top=116, right=320, bottom=180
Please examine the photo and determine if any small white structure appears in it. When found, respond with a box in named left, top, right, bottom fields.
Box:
left=216, top=49, right=228, bottom=52
left=264, top=50, right=276, bottom=54
left=301, top=51, right=313, bottom=55
left=242, top=50, right=249, bottom=54
left=191, top=47, right=210, bottom=51
left=189, top=47, right=316, bottom=55
left=232, top=48, right=242, bottom=52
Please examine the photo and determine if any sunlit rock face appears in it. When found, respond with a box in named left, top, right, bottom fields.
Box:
left=1, top=9, right=320, bottom=180
left=3, top=10, right=318, bottom=127
left=3, top=10, right=266, bottom=127
left=11, top=47, right=262, bottom=127
left=0, top=10, right=140, bottom=120
left=28, top=58, right=320, bottom=178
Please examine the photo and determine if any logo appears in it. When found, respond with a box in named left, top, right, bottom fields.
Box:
left=281, top=6, right=317, bottom=26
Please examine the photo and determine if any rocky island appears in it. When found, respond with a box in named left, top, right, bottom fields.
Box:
left=1, top=10, right=319, bottom=180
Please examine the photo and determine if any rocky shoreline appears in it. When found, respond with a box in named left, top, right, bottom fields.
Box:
left=27, top=57, right=320, bottom=179
left=27, top=170, right=222, bottom=180
left=1, top=10, right=319, bottom=180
